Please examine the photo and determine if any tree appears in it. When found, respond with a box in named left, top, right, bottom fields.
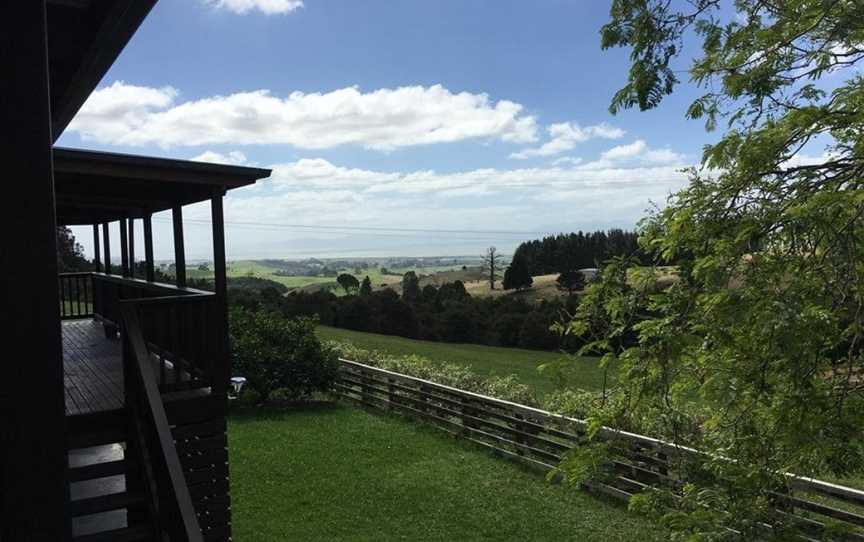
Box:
left=558, top=2, right=864, bottom=537
left=56, top=227, right=90, bottom=272
left=555, top=270, right=585, bottom=296
left=481, top=246, right=503, bottom=290
left=502, top=253, right=533, bottom=291
left=336, top=273, right=359, bottom=295
left=401, top=271, right=421, bottom=303
left=229, top=309, right=338, bottom=403
left=359, top=275, right=373, bottom=296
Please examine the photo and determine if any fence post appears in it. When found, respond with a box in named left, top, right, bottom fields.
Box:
left=387, top=376, right=395, bottom=411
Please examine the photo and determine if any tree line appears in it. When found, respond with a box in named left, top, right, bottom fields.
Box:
left=230, top=277, right=581, bottom=352
left=510, top=229, right=645, bottom=277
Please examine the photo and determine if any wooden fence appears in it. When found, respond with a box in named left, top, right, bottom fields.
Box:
left=337, top=359, right=864, bottom=541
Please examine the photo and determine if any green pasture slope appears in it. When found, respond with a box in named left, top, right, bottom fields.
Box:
left=190, top=259, right=467, bottom=293
left=229, top=404, right=665, bottom=541
left=316, top=325, right=610, bottom=397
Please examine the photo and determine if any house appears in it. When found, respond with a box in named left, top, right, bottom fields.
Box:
left=2, top=3, right=270, bottom=540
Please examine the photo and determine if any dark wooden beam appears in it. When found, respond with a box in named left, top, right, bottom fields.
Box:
left=47, top=0, right=90, bottom=8
left=172, top=205, right=186, bottom=288
left=143, top=213, right=155, bottom=282
left=128, top=217, right=135, bottom=278
left=55, top=192, right=170, bottom=210
left=119, top=216, right=129, bottom=277
left=211, top=193, right=228, bottom=396
left=92, top=223, right=101, bottom=272
left=103, top=222, right=111, bottom=274
left=0, top=3, right=70, bottom=539
left=53, top=147, right=270, bottom=188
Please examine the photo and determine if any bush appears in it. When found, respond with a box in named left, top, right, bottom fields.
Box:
left=229, top=308, right=338, bottom=403
left=327, top=340, right=538, bottom=407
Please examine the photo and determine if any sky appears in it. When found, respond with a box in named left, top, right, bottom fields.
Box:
left=61, top=0, right=715, bottom=262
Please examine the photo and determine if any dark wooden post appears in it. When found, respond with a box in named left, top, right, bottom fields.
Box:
left=143, top=213, right=155, bottom=282
left=211, top=193, right=228, bottom=395
left=102, top=222, right=112, bottom=275
left=128, top=217, right=135, bottom=278
left=172, top=205, right=186, bottom=287
left=93, top=224, right=102, bottom=272
left=119, top=217, right=129, bottom=277
left=0, top=2, right=70, bottom=539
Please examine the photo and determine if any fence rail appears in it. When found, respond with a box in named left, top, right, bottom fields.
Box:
left=59, top=272, right=94, bottom=319
left=337, top=359, right=864, bottom=541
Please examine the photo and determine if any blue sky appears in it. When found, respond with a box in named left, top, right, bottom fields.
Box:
left=62, top=0, right=713, bottom=261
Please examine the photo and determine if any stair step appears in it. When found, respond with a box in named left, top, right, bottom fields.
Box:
left=68, top=459, right=129, bottom=482
left=70, top=491, right=147, bottom=517
left=67, top=410, right=126, bottom=450
left=73, top=524, right=154, bottom=542
left=67, top=428, right=126, bottom=450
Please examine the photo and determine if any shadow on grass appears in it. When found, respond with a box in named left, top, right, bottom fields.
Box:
left=229, top=399, right=345, bottom=424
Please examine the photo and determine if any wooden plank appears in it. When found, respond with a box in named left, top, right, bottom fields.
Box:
left=128, top=217, right=135, bottom=278
left=172, top=420, right=227, bottom=440
left=119, top=217, right=129, bottom=277
left=172, top=205, right=186, bottom=287
left=102, top=223, right=112, bottom=275
left=143, top=213, right=155, bottom=282
left=0, top=6, right=68, bottom=535
left=121, top=305, right=203, bottom=541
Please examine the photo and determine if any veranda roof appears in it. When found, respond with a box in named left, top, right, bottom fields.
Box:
left=54, top=147, right=271, bottom=225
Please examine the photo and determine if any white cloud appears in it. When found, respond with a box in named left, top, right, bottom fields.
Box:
left=551, top=156, right=583, bottom=166
left=583, top=139, right=685, bottom=169
left=265, top=156, right=689, bottom=197
left=601, top=140, right=647, bottom=161
left=205, top=0, right=304, bottom=15
left=66, top=81, right=178, bottom=144
left=510, top=121, right=624, bottom=159
left=190, top=150, right=249, bottom=165
left=68, top=82, right=538, bottom=151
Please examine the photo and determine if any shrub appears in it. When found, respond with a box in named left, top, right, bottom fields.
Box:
left=327, top=340, right=538, bottom=407
left=229, top=307, right=338, bottom=403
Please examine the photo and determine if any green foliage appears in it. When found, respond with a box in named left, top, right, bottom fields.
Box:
left=552, top=442, right=615, bottom=489
left=316, top=325, right=607, bottom=398
left=401, top=270, right=421, bottom=302
left=577, top=0, right=864, bottom=537
left=327, top=340, right=538, bottom=406
left=514, top=229, right=646, bottom=275
left=555, top=270, right=586, bottom=295
left=336, top=273, right=359, bottom=295
left=229, top=308, right=338, bottom=403
left=503, top=253, right=533, bottom=291
left=56, top=227, right=91, bottom=272
left=359, top=275, right=373, bottom=296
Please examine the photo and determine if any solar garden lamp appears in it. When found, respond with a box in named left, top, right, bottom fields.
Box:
left=229, top=376, right=247, bottom=399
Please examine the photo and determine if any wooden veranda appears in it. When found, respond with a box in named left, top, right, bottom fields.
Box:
left=0, top=3, right=271, bottom=540
left=53, top=150, right=269, bottom=541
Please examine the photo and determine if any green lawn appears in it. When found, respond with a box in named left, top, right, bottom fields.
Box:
left=316, top=326, right=610, bottom=397
left=229, top=404, right=665, bottom=541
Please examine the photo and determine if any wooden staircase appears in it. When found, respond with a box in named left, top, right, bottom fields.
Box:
left=67, top=413, right=155, bottom=541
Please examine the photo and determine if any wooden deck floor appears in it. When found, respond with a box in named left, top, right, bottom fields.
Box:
left=63, top=319, right=123, bottom=416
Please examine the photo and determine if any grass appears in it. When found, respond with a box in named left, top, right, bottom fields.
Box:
left=463, top=273, right=566, bottom=302
left=229, top=403, right=666, bottom=541
left=316, top=325, right=611, bottom=397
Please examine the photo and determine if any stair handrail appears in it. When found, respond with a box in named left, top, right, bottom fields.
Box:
left=120, top=301, right=203, bottom=542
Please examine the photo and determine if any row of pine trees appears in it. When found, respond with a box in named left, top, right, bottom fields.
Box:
left=511, top=229, right=644, bottom=276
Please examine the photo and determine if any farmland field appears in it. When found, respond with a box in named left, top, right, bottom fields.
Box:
left=229, top=404, right=666, bottom=541
left=316, top=325, right=611, bottom=397
left=189, top=259, right=471, bottom=293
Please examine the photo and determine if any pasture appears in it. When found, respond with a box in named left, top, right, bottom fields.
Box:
left=316, top=325, right=611, bottom=397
